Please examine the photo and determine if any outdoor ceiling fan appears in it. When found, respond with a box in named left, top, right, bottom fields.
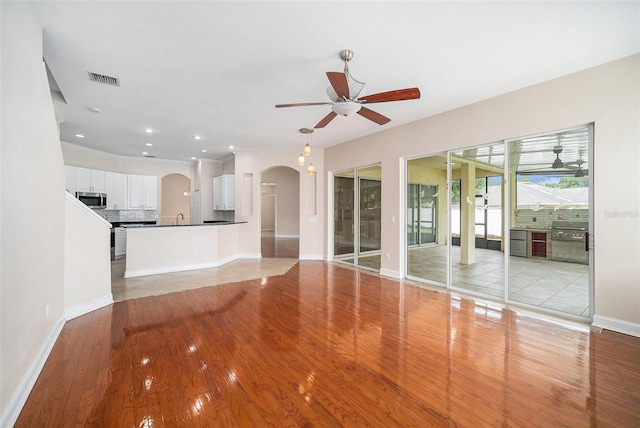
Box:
left=523, top=145, right=588, bottom=177
left=275, top=50, right=421, bottom=128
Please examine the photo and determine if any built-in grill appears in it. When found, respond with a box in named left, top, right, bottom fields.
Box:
left=550, top=221, right=589, bottom=264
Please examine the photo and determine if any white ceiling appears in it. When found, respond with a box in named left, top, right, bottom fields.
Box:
left=32, top=1, right=639, bottom=163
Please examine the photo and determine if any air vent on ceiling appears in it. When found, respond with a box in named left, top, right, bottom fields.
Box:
left=88, top=71, right=120, bottom=87
left=144, top=155, right=156, bottom=158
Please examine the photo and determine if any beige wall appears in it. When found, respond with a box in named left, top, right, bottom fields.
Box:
left=234, top=149, right=324, bottom=259
left=0, top=3, right=67, bottom=423
left=262, top=166, right=300, bottom=237
left=160, top=174, right=191, bottom=225
left=325, top=54, right=640, bottom=329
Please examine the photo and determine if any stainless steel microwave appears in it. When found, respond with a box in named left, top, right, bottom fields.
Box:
left=76, top=192, right=107, bottom=209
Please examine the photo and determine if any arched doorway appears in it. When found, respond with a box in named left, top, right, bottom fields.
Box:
left=261, top=166, right=299, bottom=258
left=160, top=173, right=191, bottom=225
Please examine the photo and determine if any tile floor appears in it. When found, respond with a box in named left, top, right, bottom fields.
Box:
left=112, top=232, right=301, bottom=301
left=111, top=257, right=298, bottom=301
left=408, top=245, right=590, bottom=317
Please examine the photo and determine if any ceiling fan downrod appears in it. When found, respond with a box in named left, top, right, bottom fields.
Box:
left=340, top=49, right=365, bottom=86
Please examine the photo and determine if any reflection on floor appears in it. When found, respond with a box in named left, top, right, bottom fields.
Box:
left=261, top=231, right=299, bottom=258
left=336, top=252, right=381, bottom=271
left=111, top=257, right=298, bottom=301
left=408, top=245, right=589, bottom=317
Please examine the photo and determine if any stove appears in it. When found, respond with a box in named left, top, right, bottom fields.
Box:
left=550, top=221, right=589, bottom=264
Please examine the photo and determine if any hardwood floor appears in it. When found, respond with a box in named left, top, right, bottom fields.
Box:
left=16, top=261, right=640, bottom=426
left=261, top=233, right=299, bottom=258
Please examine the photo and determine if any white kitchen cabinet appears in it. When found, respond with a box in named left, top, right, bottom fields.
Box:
left=104, top=171, right=127, bottom=210
left=75, top=167, right=105, bottom=193
left=127, top=174, right=158, bottom=210
left=114, top=227, right=127, bottom=258
left=213, top=174, right=234, bottom=210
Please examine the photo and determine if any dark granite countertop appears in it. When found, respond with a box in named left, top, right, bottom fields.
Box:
left=123, top=221, right=246, bottom=228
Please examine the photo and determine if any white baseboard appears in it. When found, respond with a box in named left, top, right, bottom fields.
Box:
left=299, top=254, right=323, bottom=261
left=592, top=315, right=640, bottom=338
left=379, top=268, right=402, bottom=279
left=240, top=252, right=262, bottom=259
left=65, top=294, right=114, bottom=320
left=1, top=313, right=66, bottom=428
left=275, top=234, right=300, bottom=238
left=124, top=256, right=240, bottom=278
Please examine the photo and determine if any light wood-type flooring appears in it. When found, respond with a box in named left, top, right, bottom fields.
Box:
left=16, top=261, right=640, bottom=426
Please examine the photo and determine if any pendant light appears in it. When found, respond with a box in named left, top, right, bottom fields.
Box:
left=298, top=153, right=305, bottom=165
left=300, top=127, right=313, bottom=156
left=308, top=162, right=315, bottom=175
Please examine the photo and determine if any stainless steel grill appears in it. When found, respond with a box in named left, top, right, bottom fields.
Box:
left=550, top=221, right=588, bottom=264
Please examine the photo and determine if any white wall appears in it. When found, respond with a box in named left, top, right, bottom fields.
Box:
left=0, top=3, right=67, bottom=424
left=62, top=141, right=195, bottom=177
left=324, top=54, right=640, bottom=331
left=64, top=194, right=113, bottom=317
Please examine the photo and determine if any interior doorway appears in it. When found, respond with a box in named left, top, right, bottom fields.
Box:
left=260, top=167, right=299, bottom=258
left=160, top=173, right=191, bottom=225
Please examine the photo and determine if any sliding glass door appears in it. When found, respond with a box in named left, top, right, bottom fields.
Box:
left=334, top=166, right=381, bottom=271
left=406, top=155, right=448, bottom=285
left=507, top=126, right=591, bottom=318
left=404, top=125, right=592, bottom=321
left=449, top=142, right=505, bottom=298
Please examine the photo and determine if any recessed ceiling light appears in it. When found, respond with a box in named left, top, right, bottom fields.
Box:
left=228, top=145, right=234, bottom=149
left=190, top=157, right=197, bottom=160
left=142, top=151, right=149, bottom=155
left=89, top=107, right=101, bottom=113
left=145, top=143, right=153, bottom=146
left=144, top=128, right=153, bottom=134
left=200, top=149, right=207, bottom=153
left=193, top=135, right=202, bottom=140
left=74, top=134, right=85, bottom=138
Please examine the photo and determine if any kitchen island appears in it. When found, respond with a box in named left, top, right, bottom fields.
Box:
left=124, top=222, right=245, bottom=278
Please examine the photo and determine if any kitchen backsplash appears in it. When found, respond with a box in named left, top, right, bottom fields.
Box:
left=94, top=209, right=158, bottom=223
left=513, top=209, right=588, bottom=230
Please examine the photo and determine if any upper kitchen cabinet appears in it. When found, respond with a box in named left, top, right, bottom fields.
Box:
left=75, top=167, right=105, bottom=193
left=128, top=174, right=158, bottom=210
left=65, top=165, right=76, bottom=195
left=213, top=174, right=234, bottom=210
left=104, top=171, right=128, bottom=210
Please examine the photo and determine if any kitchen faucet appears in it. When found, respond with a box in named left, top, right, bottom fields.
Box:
left=176, top=213, right=184, bottom=225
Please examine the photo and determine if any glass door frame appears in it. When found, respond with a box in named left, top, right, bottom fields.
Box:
left=330, top=164, right=382, bottom=272
left=403, top=152, right=450, bottom=287
left=503, top=124, right=594, bottom=321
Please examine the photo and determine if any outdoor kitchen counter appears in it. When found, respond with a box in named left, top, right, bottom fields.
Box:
left=510, top=227, right=550, bottom=232
left=124, top=222, right=246, bottom=278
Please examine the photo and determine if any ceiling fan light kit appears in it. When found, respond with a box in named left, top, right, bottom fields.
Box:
left=332, top=101, right=362, bottom=116
left=275, top=49, right=420, bottom=129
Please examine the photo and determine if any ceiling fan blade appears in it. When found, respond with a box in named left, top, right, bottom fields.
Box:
left=275, top=102, right=333, bottom=108
left=357, top=106, right=391, bottom=125
left=358, top=87, right=421, bottom=103
left=326, top=72, right=350, bottom=99
left=315, top=111, right=337, bottom=128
